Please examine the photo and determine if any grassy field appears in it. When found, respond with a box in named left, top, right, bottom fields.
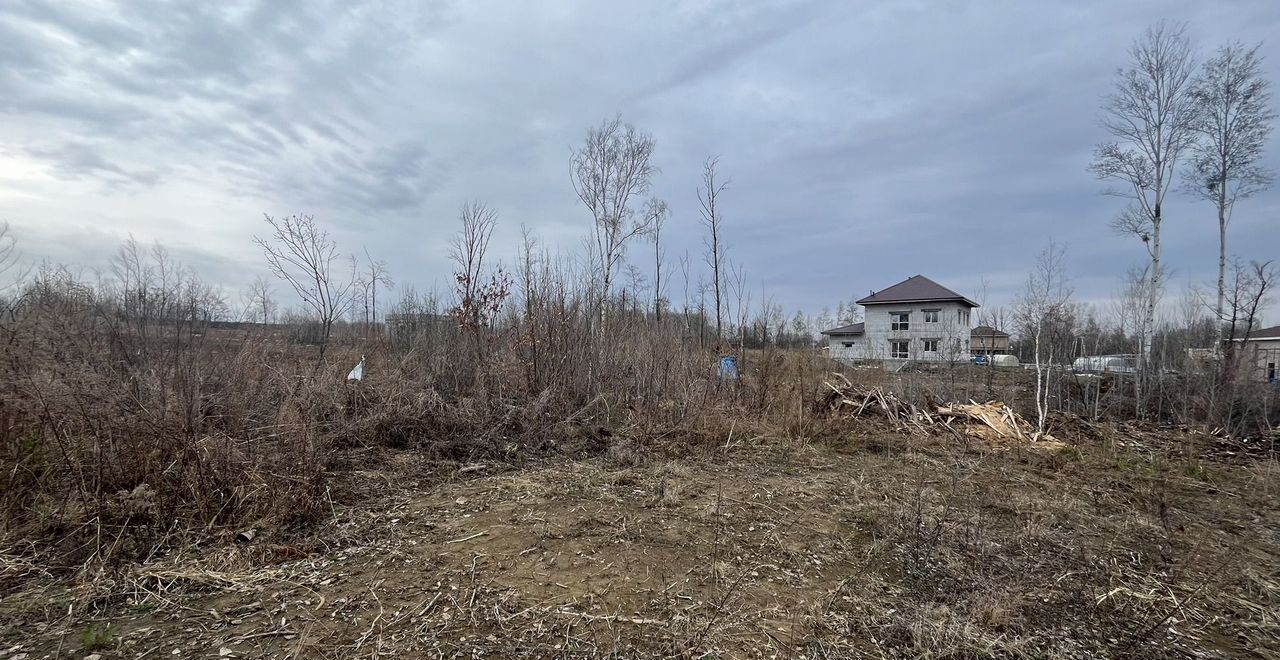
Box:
left=3, top=417, right=1276, bottom=659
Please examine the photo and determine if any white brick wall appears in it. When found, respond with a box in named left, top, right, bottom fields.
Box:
left=826, top=335, right=867, bottom=360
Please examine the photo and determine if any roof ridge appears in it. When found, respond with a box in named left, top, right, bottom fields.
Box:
left=855, top=275, right=977, bottom=307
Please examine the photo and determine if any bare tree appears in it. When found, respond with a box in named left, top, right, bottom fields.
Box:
left=0, top=222, right=23, bottom=322
left=1221, top=259, right=1277, bottom=351
left=246, top=274, right=275, bottom=323
left=358, top=248, right=394, bottom=328
left=936, top=307, right=967, bottom=367
left=788, top=310, right=811, bottom=348
left=0, top=221, right=32, bottom=322
left=1014, top=241, right=1073, bottom=437
left=1185, top=42, right=1275, bottom=341
left=570, top=116, right=666, bottom=306
left=0, top=221, right=18, bottom=285
left=254, top=214, right=356, bottom=362
left=815, top=306, right=833, bottom=335
left=651, top=204, right=666, bottom=322
left=449, top=202, right=511, bottom=337
left=727, top=261, right=750, bottom=359
left=974, top=302, right=1009, bottom=395
left=517, top=225, right=542, bottom=389
left=696, top=272, right=709, bottom=348
left=1090, top=22, right=1198, bottom=379
left=698, top=156, right=730, bottom=340
left=1111, top=263, right=1161, bottom=414
left=678, top=249, right=693, bottom=336
left=1215, top=259, right=1278, bottom=431
left=979, top=304, right=1008, bottom=335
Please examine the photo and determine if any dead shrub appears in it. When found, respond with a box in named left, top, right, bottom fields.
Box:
left=604, top=437, right=648, bottom=468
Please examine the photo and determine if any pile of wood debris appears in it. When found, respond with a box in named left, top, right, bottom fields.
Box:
left=819, top=375, right=1061, bottom=446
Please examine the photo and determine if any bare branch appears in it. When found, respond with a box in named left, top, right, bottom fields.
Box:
left=1090, top=21, right=1196, bottom=389
left=1183, top=41, right=1275, bottom=340
left=449, top=202, right=511, bottom=336
left=253, top=214, right=356, bottom=360
left=570, top=115, right=663, bottom=304
left=698, top=156, right=730, bottom=339
left=1014, top=241, right=1073, bottom=436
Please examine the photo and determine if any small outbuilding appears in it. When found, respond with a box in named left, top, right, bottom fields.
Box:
left=820, top=322, right=865, bottom=362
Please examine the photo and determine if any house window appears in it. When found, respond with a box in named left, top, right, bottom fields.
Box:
left=923, top=309, right=939, bottom=323
left=957, top=309, right=970, bottom=325
left=842, top=341, right=855, bottom=348
left=890, top=339, right=910, bottom=359
left=890, top=311, right=910, bottom=331
left=923, top=338, right=939, bottom=353
left=1269, top=362, right=1277, bottom=382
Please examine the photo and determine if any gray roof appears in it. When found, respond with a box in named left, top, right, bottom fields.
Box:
left=1245, top=325, right=1280, bottom=340
left=821, top=322, right=864, bottom=336
left=856, top=275, right=978, bottom=307
left=971, top=325, right=1009, bottom=338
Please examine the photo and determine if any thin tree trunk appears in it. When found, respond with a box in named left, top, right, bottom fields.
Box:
left=654, top=230, right=662, bottom=323
left=1215, top=177, right=1228, bottom=346
left=1139, top=202, right=1163, bottom=419
left=712, top=236, right=722, bottom=341
left=1033, top=327, right=1045, bottom=436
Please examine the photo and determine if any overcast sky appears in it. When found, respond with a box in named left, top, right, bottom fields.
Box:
left=2, top=0, right=1278, bottom=320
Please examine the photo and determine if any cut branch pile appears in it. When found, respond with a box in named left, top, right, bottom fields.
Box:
left=818, top=378, right=931, bottom=436
left=819, top=375, right=1061, bottom=446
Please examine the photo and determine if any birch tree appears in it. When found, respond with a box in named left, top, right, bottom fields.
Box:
left=1090, top=22, right=1197, bottom=383
left=1185, top=42, right=1275, bottom=341
left=570, top=116, right=666, bottom=306
left=1015, top=242, right=1072, bottom=438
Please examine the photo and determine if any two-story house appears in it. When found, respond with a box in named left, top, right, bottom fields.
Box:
left=822, top=275, right=978, bottom=363
left=970, top=325, right=1011, bottom=356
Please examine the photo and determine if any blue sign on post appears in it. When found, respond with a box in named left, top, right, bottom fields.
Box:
left=718, top=355, right=739, bottom=380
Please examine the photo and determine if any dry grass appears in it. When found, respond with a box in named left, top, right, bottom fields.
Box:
left=3, top=256, right=1278, bottom=658
left=2, top=422, right=1276, bottom=659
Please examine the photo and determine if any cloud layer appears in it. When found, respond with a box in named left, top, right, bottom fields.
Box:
left=2, top=0, right=1278, bottom=318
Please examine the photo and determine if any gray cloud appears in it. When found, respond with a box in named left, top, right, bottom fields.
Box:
left=25, top=143, right=166, bottom=189
left=2, top=0, right=1279, bottom=321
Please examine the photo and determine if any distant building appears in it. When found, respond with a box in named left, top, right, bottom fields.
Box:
left=821, top=322, right=865, bottom=362
left=1230, top=325, right=1280, bottom=383
left=970, top=325, right=1010, bottom=356
left=1071, top=354, right=1138, bottom=376
left=385, top=312, right=453, bottom=339
left=822, top=275, right=977, bottom=363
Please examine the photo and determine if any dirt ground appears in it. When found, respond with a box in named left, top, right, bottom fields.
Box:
left=2, top=423, right=1278, bottom=659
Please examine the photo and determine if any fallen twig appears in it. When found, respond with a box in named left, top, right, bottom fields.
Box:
left=446, top=530, right=490, bottom=544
